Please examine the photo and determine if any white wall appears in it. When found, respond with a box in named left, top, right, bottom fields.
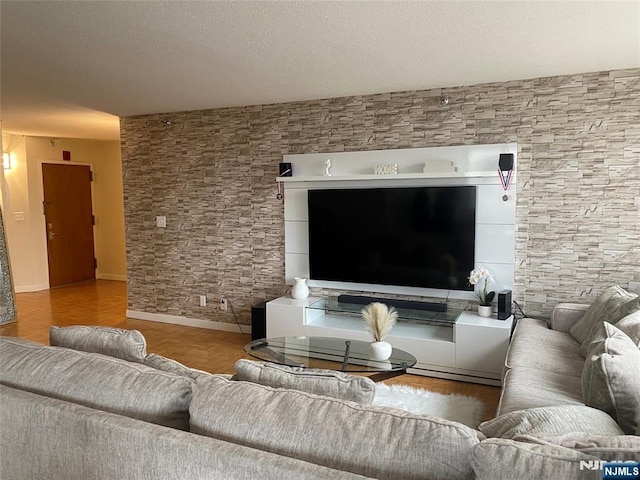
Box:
left=1, top=134, right=45, bottom=291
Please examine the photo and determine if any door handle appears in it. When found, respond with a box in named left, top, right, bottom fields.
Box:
left=47, top=223, right=58, bottom=240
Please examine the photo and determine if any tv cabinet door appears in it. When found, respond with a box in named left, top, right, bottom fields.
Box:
left=266, top=297, right=310, bottom=337
left=454, top=312, right=513, bottom=376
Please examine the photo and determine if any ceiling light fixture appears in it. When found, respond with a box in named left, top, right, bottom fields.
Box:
left=3, top=153, right=10, bottom=170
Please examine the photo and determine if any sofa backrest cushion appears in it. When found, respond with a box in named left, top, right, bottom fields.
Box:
left=582, top=322, right=640, bottom=434
left=1, top=385, right=368, bottom=480
left=478, top=405, right=624, bottom=439
left=50, top=325, right=147, bottom=363
left=525, top=432, right=640, bottom=458
left=190, top=376, right=482, bottom=480
left=144, top=353, right=219, bottom=381
left=0, top=336, right=192, bottom=430
left=234, top=359, right=376, bottom=404
left=471, top=435, right=639, bottom=480
left=568, top=286, right=639, bottom=356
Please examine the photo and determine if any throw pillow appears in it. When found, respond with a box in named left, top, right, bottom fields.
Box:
left=580, top=301, right=640, bottom=358
left=585, top=310, right=640, bottom=357
left=234, top=359, right=375, bottom=404
left=568, top=286, right=639, bottom=357
left=606, top=310, right=640, bottom=346
left=50, top=325, right=147, bottom=363
left=582, top=322, right=640, bottom=434
left=478, top=405, right=624, bottom=439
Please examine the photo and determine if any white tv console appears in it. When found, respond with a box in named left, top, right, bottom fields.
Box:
left=266, top=296, right=514, bottom=386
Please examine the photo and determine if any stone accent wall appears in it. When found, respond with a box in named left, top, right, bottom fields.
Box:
left=121, top=68, right=640, bottom=324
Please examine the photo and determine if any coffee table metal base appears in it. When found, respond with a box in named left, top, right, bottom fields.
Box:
left=244, top=336, right=417, bottom=382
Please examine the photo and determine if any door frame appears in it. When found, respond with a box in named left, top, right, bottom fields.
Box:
left=36, top=159, right=97, bottom=289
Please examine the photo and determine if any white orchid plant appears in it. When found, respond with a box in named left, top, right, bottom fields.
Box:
left=468, top=266, right=495, bottom=306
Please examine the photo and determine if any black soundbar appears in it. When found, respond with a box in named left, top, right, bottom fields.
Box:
left=337, top=294, right=447, bottom=313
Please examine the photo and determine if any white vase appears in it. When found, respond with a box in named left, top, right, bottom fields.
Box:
left=369, top=341, right=392, bottom=361
left=291, top=277, right=309, bottom=300
left=477, top=305, right=493, bottom=317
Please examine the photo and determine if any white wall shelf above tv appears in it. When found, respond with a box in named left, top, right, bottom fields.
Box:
left=276, top=171, right=497, bottom=183
left=281, top=143, right=517, bottom=300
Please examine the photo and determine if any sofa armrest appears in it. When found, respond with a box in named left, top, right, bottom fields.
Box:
left=551, top=303, right=590, bottom=333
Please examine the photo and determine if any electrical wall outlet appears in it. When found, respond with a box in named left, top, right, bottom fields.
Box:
left=199, top=295, right=207, bottom=307
left=220, top=298, right=228, bottom=311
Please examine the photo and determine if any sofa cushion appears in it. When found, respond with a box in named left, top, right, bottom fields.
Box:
left=471, top=438, right=601, bottom=480
left=190, top=376, right=482, bottom=480
left=551, top=303, right=590, bottom=333
left=0, top=336, right=46, bottom=347
left=50, top=325, right=147, bottom=362
left=526, top=432, right=640, bottom=459
left=479, top=405, right=624, bottom=439
left=234, top=359, right=376, bottom=404
left=582, top=323, right=640, bottom=434
left=568, top=286, right=639, bottom=357
left=498, top=367, right=583, bottom=416
left=0, top=337, right=192, bottom=430
left=505, top=318, right=584, bottom=378
left=472, top=434, right=640, bottom=480
left=144, top=353, right=220, bottom=381
left=1, top=385, right=368, bottom=480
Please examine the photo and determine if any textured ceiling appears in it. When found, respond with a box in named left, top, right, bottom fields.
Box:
left=1, top=1, right=639, bottom=140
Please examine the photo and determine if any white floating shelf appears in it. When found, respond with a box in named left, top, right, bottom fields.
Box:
left=276, top=171, right=497, bottom=182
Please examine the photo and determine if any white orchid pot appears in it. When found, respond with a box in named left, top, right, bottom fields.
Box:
left=291, top=277, right=309, bottom=300
left=477, top=305, right=493, bottom=317
left=369, top=341, right=392, bottom=361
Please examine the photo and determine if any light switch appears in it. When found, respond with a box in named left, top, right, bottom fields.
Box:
left=156, top=216, right=166, bottom=228
left=14, top=212, right=24, bottom=221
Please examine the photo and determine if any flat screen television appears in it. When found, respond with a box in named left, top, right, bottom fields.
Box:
left=307, top=186, right=476, bottom=291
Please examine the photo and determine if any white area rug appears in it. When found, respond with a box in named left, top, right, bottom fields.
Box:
left=372, top=383, right=485, bottom=428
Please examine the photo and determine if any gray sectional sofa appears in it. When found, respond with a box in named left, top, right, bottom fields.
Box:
left=473, top=288, right=640, bottom=480
left=1, top=287, right=639, bottom=480
left=0, top=329, right=481, bottom=480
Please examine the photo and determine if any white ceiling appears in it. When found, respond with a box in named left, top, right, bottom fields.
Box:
left=1, top=1, right=639, bottom=141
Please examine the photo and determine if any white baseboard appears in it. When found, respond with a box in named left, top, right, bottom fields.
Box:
left=408, top=367, right=503, bottom=387
left=14, top=283, right=49, bottom=293
left=126, top=310, right=250, bottom=335
left=96, top=273, right=127, bottom=281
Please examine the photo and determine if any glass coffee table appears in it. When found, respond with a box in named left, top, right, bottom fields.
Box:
left=244, top=336, right=417, bottom=382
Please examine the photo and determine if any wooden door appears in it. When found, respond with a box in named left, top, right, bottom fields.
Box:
left=42, top=164, right=96, bottom=287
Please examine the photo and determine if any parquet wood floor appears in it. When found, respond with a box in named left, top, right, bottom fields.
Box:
left=1, top=280, right=501, bottom=421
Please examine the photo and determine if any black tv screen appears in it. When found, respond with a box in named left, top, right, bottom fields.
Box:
left=308, top=186, right=476, bottom=291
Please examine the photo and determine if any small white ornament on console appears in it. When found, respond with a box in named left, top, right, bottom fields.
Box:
left=374, top=164, right=398, bottom=175
left=423, top=159, right=458, bottom=174
left=291, top=277, right=310, bottom=299
left=324, top=159, right=332, bottom=176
